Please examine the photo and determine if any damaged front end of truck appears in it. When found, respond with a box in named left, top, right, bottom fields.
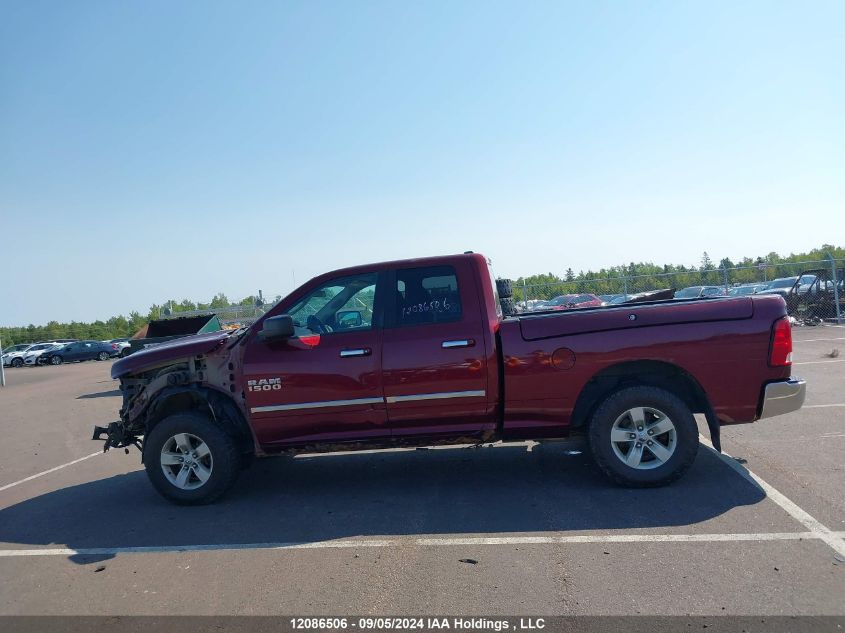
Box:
left=92, top=329, right=255, bottom=461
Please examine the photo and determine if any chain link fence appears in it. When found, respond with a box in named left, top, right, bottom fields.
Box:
left=514, top=256, right=844, bottom=324
left=158, top=256, right=844, bottom=327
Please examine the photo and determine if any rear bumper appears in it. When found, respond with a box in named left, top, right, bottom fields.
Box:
left=759, top=378, right=806, bottom=419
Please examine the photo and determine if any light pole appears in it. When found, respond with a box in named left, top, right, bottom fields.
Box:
left=0, top=337, right=6, bottom=387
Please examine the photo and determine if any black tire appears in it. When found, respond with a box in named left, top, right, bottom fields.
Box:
left=144, top=411, right=242, bottom=505
left=500, top=297, right=517, bottom=316
left=97, top=351, right=110, bottom=361
left=496, top=278, right=514, bottom=298
left=49, top=355, right=62, bottom=365
left=588, top=386, right=698, bottom=487
left=11, top=358, right=23, bottom=368
left=120, top=347, right=130, bottom=358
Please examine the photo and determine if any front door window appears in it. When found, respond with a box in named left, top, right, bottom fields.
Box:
left=288, top=274, right=377, bottom=335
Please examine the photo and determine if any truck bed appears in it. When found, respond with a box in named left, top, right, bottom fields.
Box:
left=498, top=295, right=790, bottom=437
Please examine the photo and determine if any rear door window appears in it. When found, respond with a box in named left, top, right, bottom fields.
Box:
left=394, top=266, right=462, bottom=326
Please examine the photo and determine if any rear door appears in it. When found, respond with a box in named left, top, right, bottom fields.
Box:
left=242, top=271, right=388, bottom=447
left=80, top=342, right=97, bottom=360
left=381, top=261, right=492, bottom=438
left=62, top=343, right=82, bottom=360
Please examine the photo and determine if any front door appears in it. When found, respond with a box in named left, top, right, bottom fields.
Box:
left=242, top=271, right=388, bottom=447
left=381, top=262, right=492, bottom=438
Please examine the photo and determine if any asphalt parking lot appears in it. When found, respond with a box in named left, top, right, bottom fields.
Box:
left=0, top=327, right=843, bottom=616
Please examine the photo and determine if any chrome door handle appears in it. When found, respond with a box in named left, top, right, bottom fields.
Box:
left=442, top=339, right=474, bottom=349
left=340, top=348, right=371, bottom=357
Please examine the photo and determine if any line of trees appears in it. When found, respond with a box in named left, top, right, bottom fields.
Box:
left=0, top=293, right=273, bottom=347
left=2, top=245, right=843, bottom=347
left=514, top=244, right=844, bottom=302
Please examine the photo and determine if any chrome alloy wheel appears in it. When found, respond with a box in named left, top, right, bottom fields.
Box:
left=610, top=406, right=677, bottom=470
left=160, top=433, right=213, bottom=490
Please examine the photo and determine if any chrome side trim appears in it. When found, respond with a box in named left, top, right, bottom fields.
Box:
left=385, top=390, right=486, bottom=404
left=251, top=397, right=384, bottom=414
left=251, top=390, right=487, bottom=413
left=759, top=378, right=806, bottom=419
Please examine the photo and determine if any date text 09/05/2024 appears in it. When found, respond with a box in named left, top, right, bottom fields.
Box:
left=290, top=618, right=546, bottom=630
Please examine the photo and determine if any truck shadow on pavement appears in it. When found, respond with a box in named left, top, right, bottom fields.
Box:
left=0, top=444, right=765, bottom=564
left=76, top=389, right=122, bottom=399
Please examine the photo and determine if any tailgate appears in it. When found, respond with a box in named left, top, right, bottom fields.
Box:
left=518, top=297, right=754, bottom=341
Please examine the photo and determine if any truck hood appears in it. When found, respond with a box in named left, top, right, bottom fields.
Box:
left=111, top=330, right=233, bottom=379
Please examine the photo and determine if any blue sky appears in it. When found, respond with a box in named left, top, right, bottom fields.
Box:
left=1, top=1, right=842, bottom=326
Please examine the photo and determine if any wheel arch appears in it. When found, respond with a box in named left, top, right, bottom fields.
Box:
left=570, top=360, right=711, bottom=430
left=142, top=386, right=255, bottom=462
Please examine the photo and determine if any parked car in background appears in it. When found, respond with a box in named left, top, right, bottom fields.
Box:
left=40, top=340, right=120, bottom=365
left=728, top=284, right=768, bottom=296
left=23, top=343, right=65, bottom=365
left=2, top=343, right=38, bottom=367
left=547, top=293, right=604, bottom=310
left=2, top=344, right=31, bottom=355
left=673, top=286, right=726, bottom=299
left=519, top=299, right=550, bottom=312
left=756, top=276, right=815, bottom=299
left=105, top=338, right=132, bottom=357
left=772, top=270, right=844, bottom=321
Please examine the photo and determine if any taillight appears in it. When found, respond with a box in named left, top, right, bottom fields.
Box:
left=111, top=344, right=117, bottom=349
left=769, top=317, right=792, bottom=366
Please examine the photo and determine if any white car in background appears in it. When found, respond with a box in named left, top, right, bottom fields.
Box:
left=103, top=338, right=131, bottom=357
left=2, top=343, right=37, bottom=368
left=22, top=343, right=65, bottom=366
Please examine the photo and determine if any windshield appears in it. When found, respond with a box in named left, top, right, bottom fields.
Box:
left=729, top=286, right=757, bottom=296
left=768, top=277, right=798, bottom=289
left=674, top=287, right=702, bottom=298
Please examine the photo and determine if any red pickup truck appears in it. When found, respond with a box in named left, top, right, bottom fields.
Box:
left=96, top=253, right=806, bottom=504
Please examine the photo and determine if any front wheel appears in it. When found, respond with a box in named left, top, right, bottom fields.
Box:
left=97, top=351, right=110, bottom=361
left=50, top=355, right=62, bottom=365
left=11, top=358, right=23, bottom=368
left=144, top=412, right=242, bottom=505
left=588, top=386, right=699, bottom=487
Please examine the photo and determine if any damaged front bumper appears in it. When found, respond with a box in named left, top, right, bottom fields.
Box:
left=93, top=421, right=142, bottom=453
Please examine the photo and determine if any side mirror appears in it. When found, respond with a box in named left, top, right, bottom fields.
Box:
left=336, top=310, right=363, bottom=329
left=259, top=315, right=295, bottom=341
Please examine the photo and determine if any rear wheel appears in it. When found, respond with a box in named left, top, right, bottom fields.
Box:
left=588, top=386, right=698, bottom=487
left=50, top=355, right=62, bottom=365
left=97, top=351, right=110, bottom=361
left=144, top=412, right=242, bottom=505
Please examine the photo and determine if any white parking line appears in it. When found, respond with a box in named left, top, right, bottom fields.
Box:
left=804, top=404, right=845, bottom=409
left=0, top=532, right=823, bottom=558
left=0, top=451, right=102, bottom=493
left=793, top=360, right=845, bottom=365
left=699, top=438, right=845, bottom=557
left=792, top=336, right=845, bottom=343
